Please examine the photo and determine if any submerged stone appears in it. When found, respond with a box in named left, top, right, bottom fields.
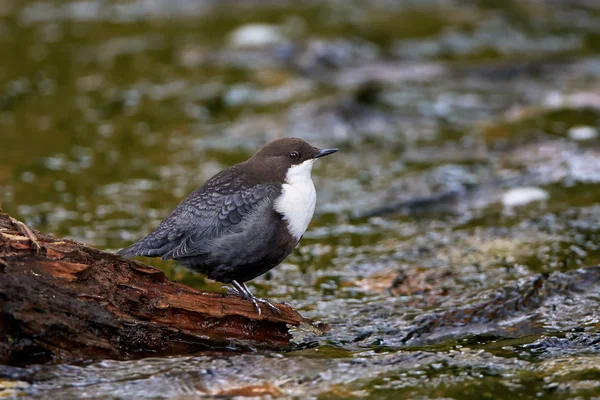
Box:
left=568, top=125, right=598, bottom=141
left=403, top=266, right=600, bottom=345
left=227, top=24, right=288, bottom=48
left=502, top=187, right=549, bottom=208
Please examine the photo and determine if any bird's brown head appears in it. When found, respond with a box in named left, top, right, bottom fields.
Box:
left=245, top=138, right=338, bottom=184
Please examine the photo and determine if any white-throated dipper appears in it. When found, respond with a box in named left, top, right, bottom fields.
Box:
left=118, top=138, right=338, bottom=315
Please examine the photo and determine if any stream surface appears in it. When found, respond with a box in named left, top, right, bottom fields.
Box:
left=1, top=1, right=600, bottom=398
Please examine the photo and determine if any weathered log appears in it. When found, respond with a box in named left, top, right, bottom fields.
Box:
left=0, top=212, right=328, bottom=366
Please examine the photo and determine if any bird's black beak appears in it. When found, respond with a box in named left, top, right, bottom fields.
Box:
left=314, top=148, right=339, bottom=159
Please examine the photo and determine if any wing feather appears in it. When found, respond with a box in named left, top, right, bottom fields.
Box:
left=163, top=184, right=280, bottom=259
left=117, top=181, right=281, bottom=260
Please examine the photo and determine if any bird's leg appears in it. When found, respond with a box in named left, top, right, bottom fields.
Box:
left=236, top=280, right=262, bottom=316
left=222, top=280, right=262, bottom=316
left=221, top=280, right=282, bottom=316
left=221, top=281, right=242, bottom=296
left=242, top=282, right=282, bottom=314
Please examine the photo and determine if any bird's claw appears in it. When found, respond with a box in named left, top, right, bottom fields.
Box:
left=223, top=280, right=282, bottom=316
left=221, top=285, right=240, bottom=296
left=256, top=297, right=282, bottom=314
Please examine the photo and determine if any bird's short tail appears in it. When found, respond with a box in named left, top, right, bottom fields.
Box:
left=117, top=237, right=173, bottom=258
left=116, top=243, right=143, bottom=258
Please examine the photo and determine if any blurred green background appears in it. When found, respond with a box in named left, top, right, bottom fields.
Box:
left=1, top=0, right=600, bottom=398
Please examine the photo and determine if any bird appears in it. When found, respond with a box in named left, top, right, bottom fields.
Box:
left=117, top=138, right=338, bottom=316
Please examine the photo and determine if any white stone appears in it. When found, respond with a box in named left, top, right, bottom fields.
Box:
left=568, top=125, right=598, bottom=141
left=274, top=159, right=316, bottom=240
left=501, top=187, right=549, bottom=208
left=227, top=23, right=286, bottom=48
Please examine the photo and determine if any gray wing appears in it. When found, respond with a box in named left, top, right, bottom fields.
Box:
left=117, top=183, right=281, bottom=259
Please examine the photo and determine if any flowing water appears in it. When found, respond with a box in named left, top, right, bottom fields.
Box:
left=1, top=0, right=600, bottom=398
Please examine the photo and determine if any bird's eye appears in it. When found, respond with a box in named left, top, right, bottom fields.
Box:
left=289, top=151, right=300, bottom=160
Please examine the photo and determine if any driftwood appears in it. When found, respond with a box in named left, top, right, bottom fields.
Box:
left=0, top=212, right=328, bottom=366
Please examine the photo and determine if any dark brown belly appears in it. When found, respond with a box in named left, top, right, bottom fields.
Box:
left=178, top=213, right=299, bottom=283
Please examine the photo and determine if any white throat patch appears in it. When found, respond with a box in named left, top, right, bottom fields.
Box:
left=274, top=159, right=317, bottom=240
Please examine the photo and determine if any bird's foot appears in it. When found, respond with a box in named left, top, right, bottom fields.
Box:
left=222, top=281, right=281, bottom=317
left=255, top=296, right=282, bottom=315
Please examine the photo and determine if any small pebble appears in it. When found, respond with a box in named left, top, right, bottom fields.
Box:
left=0, top=380, right=30, bottom=398
left=227, top=23, right=286, bottom=48
left=568, top=125, right=598, bottom=141
left=502, top=187, right=549, bottom=208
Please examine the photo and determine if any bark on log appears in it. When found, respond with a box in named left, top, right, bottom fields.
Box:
left=0, top=212, right=329, bottom=366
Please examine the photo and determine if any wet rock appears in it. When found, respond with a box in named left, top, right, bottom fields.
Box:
left=356, top=163, right=494, bottom=218
left=392, top=16, right=583, bottom=61
left=522, top=333, right=600, bottom=359
left=0, top=379, right=30, bottom=398
left=19, top=0, right=213, bottom=24
left=290, top=38, right=380, bottom=77
left=286, top=94, right=403, bottom=145
left=361, top=135, right=600, bottom=220
left=544, top=91, right=600, bottom=111
left=333, top=62, right=446, bottom=89
left=354, top=269, right=397, bottom=293
left=217, top=90, right=405, bottom=147
left=222, top=79, right=315, bottom=107
left=390, top=267, right=455, bottom=307
left=227, top=23, right=288, bottom=48
left=357, top=188, right=467, bottom=219
left=402, top=266, right=600, bottom=345
left=568, top=125, right=598, bottom=141
left=214, top=382, right=283, bottom=397
left=502, top=187, right=549, bottom=208
left=507, top=140, right=600, bottom=185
